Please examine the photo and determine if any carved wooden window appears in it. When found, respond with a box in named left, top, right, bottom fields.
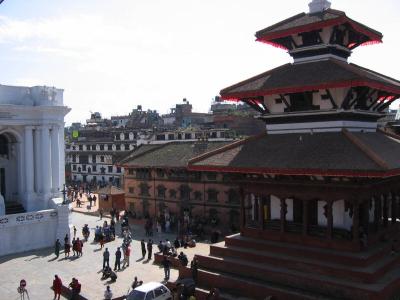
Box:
left=194, top=191, right=202, bottom=201
left=226, top=189, right=240, bottom=204
left=207, top=189, right=219, bottom=202
left=157, top=185, right=166, bottom=198
left=139, top=183, right=151, bottom=197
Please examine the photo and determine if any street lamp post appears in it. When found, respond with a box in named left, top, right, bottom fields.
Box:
left=61, top=184, right=67, bottom=204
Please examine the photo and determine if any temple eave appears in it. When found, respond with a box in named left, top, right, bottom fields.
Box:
left=187, top=164, right=399, bottom=178
left=221, top=80, right=400, bottom=101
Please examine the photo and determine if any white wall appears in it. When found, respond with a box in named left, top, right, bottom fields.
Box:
left=0, top=198, right=70, bottom=257
left=0, top=209, right=58, bottom=256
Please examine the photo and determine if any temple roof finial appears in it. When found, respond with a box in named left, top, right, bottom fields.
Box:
left=308, top=0, right=331, bottom=13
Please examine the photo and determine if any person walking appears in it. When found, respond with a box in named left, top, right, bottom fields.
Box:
left=147, top=239, right=153, bottom=260
left=123, top=245, right=131, bottom=268
left=73, top=226, right=77, bottom=238
left=103, top=248, right=110, bottom=269
left=141, top=239, right=146, bottom=259
left=52, top=275, right=62, bottom=300
left=162, top=255, right=171, bottom=280
left=64, top=234, right=69, bottom=245
left=76, top=238, right=83, bottom=256
left=114, top=247, right=122, bottom=271
left=191, top=258, right=198, bottom=283
left=54, top=239, right=61, bottom=258
left=99, top=233, right=105, bottom=249
left=104, top=285, right=113, bottom=300
left=99, top=208, right=103, bottom=220
left=72, top=238, right=77, bottom=256
left=64, top=241, right=70, bottom=258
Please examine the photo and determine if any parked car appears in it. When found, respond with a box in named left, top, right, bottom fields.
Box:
left=127, top=282, right=172, bottom=300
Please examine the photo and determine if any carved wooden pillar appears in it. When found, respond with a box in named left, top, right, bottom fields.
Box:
left=240, top=188, right=245, bottom=230
left=259, top=196, right=265, bottom=230
left=374, top=196, right=382, bottom=231
left=391, top=193, right=397, bottom=225
left=352, top=201, right=360, bottom=242
left=383, top=195, right=388, bottom=228
left=327, top=200, right=333, bottom=239
left=280, top=198, right=286, bottom=233
left=302, top=200, right=308, bottom=236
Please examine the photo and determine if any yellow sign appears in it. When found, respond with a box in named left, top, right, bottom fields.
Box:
left=72, top=130, right=79, bottom=138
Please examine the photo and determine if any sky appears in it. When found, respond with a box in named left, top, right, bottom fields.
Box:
left=0, top=0, right=399, bottom=125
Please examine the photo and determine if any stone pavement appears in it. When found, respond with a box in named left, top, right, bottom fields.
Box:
left=70, top=193, right=99, bottom=216
left=0, top=211, right=211, bottom=300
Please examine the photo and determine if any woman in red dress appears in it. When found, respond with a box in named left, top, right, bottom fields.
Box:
left=53, top=275, right=62, bottom=300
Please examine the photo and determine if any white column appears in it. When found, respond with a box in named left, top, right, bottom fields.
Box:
left=51, top=125, right=60, bottom=194
left=24, top=126, right=34, bottom=194
left=58, top=124, right=65, bottom=188
left=17, top=141, right=24, bottom=196
left=34, top=127, right=42, bottom=193
left=41, top=125, right=51, bottom=196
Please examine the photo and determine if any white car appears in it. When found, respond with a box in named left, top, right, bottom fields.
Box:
left=127, top=282, right=172, bottom=300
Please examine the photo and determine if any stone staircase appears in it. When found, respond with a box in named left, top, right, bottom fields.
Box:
left=183, top=233, right=400, bottom=300
left=5, top=201, right=26, bottom=214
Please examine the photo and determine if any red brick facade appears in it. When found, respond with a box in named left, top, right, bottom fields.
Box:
left=123, top=168, right=240, bottom=234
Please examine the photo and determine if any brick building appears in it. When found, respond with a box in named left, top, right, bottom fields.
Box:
left=118, top=141, right=241, bottom=233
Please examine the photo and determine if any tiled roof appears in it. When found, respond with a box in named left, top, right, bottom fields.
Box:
left=188, top=131, right=400, bottom=177
left=256, top=9, right=382, bottom=42
left=117, top=144, right=162, bottom=165
left=96, top=185, right=125, bottom=195
left=118, top=141, right=233, bottom=168
left=220, top=59, right=400, bottom=100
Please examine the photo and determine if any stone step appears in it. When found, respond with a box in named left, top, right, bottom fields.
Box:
left=195, top=267, right=342, bottom=300
left=196, top=286, right=263, bottom=300
left=224, top=234, right=391, bottom=267
left=210, top=242, right=400, bottom=283
left=195, top=254, right=385, bottom=299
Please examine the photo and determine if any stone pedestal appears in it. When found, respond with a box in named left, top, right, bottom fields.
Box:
left=49, top=197, right=71, bottom=241
left=0, top=194, right=4, bottom=216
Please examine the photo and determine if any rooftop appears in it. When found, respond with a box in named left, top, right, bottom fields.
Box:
left=96, top=185, right=125, bottom=195
left=220, top=58, right=400, bottom=101
left=118, top=141, right=234, bottom=168
left=188, top=130, right=400, bottom=178
left=255, top=8, right=382, bottom=46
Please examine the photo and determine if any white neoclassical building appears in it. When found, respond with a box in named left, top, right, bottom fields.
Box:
left=0, top=84, right=71, bottom=256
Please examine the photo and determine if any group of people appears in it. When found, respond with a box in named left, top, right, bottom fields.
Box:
left=52, top=275, right=81, bottom=300
left=140, top=239, right=154, bottom=260
left=50, top=203, right=225, bottom=300
left=101, top=244, right=132, bottom=281
left=95, top=220, right=115, bottom=247
left=58, top=234, right=83, bottom=258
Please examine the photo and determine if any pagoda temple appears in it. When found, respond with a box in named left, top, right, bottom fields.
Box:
left=181, top=1, right=400, bottom=299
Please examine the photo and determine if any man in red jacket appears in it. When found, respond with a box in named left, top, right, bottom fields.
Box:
left=123, top=245, right=131, bottom=268
left=52, top=275, right=62, bottom=300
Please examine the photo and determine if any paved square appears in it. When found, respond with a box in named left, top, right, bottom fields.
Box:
left=0, top=211, right=210, bottom=300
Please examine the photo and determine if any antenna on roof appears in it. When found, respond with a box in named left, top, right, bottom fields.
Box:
left=308, top=0, right=331, bottom=13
